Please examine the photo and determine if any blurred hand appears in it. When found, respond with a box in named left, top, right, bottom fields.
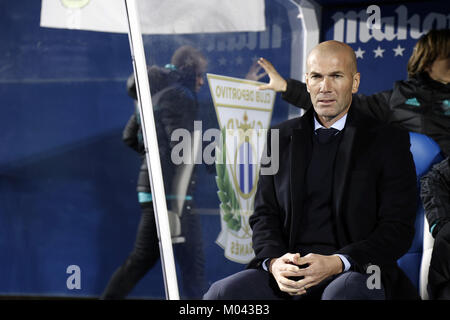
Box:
left=257, top=58, right=288, bottom=92
left=245, top=60, right=267, bottom=81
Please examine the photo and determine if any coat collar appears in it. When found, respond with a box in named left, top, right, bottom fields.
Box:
left=333, top=108, right=357, bottom=245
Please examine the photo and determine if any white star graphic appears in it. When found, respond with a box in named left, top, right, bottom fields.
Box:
left=355, top=47, right=365, bottom=59
left=373, top=46, right=385, bottom=58
left=236, top=56, right=243, bottom=65
left=393, top=44, right=405, bottom=57
left=218, top=57, right=227, bottom=66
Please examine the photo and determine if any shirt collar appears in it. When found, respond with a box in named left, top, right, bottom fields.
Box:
left=314, top=113, right=348, bottom=132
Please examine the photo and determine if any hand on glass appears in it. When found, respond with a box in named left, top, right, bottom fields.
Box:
left=245, top=60, right=267, bottom=81
left=256, top=57, right=287, bottom=92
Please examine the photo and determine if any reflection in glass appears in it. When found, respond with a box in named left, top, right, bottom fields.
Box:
left=101, top=46, right=208, bottom=299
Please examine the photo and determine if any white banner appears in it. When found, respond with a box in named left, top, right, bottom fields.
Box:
left=40, top=0, right=266, bottom=34
left=207, top=73, right=275, bottom=264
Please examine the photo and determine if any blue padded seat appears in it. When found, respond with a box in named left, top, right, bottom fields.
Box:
left=397, top=132, right=443, bottom=299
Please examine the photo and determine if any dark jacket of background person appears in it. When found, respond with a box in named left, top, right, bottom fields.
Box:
left=249, top=105, right=419, bottom=299
left=282, top=72, right=450, bottom=157
left=102, top=45, right=208, bottom=300
left=103, top=64, right=205, bottom=299
left=123, top=66, right=199, bottom=209
left=421, top=157, right=450, bottom=299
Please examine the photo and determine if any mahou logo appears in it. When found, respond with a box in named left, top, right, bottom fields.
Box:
left=332, top=5, right=449, bottom=43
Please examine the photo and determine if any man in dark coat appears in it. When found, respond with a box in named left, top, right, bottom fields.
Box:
left=203, top=40, right=418, bottom=300
left=255, top=29, right=450, bottom=300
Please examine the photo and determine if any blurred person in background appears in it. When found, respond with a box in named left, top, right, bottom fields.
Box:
left=101, top=45, right=208, bottom=299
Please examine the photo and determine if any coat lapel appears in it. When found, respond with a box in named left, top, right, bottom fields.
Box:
left=333, top=107, right=358, bottom=246
left=289, top=111, right=313, bottom=248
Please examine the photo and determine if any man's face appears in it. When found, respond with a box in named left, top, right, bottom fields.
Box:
left=195, top=59, right=207, bottom=92
left=195, top=72, right=205, bottom=92
left=427, top=57, right=450, bottom=84
left=305, top=50, right=360, bottom=125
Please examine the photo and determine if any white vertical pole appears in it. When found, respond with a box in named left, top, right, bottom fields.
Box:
left=123, top=0, right=180, bottom=300
left=288, top=0, right=321, bottom=119
left=298, top=0, right=321, bottom=81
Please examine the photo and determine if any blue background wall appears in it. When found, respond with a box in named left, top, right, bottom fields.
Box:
left=0, top=0, right=139, bottom=297
left=0, top=0, right=298, bottom=298
left=1, top=0, right=447, bottom=299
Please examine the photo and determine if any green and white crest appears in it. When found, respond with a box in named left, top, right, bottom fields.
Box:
left=208, top=73, right=275, bottom=264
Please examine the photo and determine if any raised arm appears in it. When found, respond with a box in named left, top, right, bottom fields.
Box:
left=256, top=58, right=312, bottom=110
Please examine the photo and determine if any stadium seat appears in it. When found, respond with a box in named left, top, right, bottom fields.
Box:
left=397, top=132, right=443, bottom=299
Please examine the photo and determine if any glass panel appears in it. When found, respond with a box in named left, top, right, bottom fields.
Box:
left=130, top=0, right=303, bottom=299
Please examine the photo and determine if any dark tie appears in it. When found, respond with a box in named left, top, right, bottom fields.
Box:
left=315, top=127, right=339, bottom=143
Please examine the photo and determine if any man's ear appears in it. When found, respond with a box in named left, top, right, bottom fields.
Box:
left=352, top=72, right=360, bottom=94
left=305, top=73, right=310, bottom=93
